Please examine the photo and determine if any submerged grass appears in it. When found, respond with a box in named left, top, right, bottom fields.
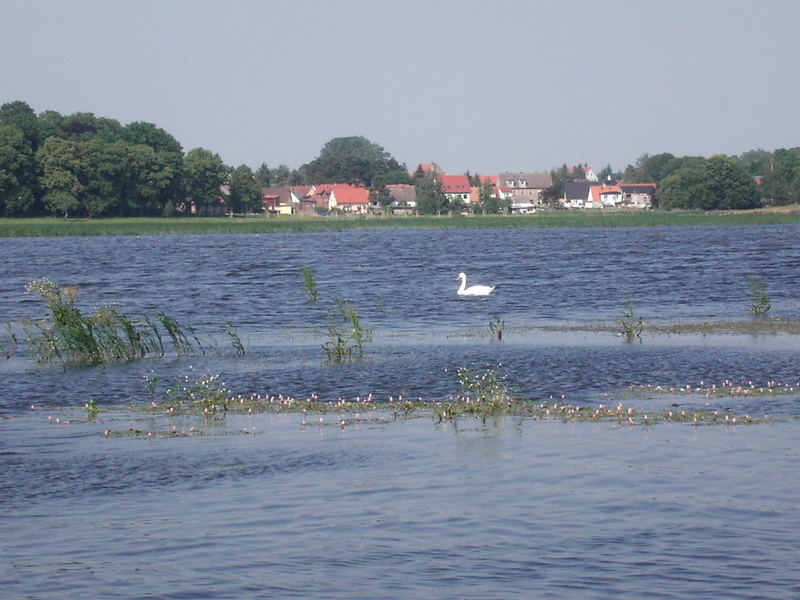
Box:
left=540, top=316, right=800, bottom=336
left=3, top=209, right=800, bottom=237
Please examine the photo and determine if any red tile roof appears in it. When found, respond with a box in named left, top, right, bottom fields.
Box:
left=440, top=174, right=471, bottom=194
left=331, top=185, right=370, bottom=204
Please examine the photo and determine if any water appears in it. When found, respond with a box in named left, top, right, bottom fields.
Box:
left=1, top=225, right=799, bottom=598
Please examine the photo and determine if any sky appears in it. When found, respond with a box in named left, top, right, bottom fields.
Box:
left=3, top=0, right=799, bottom=175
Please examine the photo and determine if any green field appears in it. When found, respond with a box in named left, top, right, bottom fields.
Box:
left=2, top=210, right=800, bottom=237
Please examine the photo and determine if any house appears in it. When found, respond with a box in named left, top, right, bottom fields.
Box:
left=588, top=183, right=623, bottom=208
left=261, top=186, right=293, bottom=215
left=562, top=181, right=593, bottom=208
left=413, top=162, right=446, bottom=177
left=387, top=184, right=417, bottom=213
left=440, top=175, right=472, bottom=204
left=568, top=166, right=599, bottom=182
left=497, top=172, right=554, bottom=208
left=329, top=185, right=371, bottom=213
left=620, top=183, right=656, bottom=209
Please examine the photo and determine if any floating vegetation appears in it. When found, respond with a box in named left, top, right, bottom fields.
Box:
left=541, top=316, right=800, bottom=336
left=17, top=279, right=245, bottom=365
left=747, top=275, right=771, bottom=316
left=630, top=379, right=798, bottom=398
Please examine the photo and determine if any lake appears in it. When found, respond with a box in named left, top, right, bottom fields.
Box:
left=1, top=225, right=799, bottom=599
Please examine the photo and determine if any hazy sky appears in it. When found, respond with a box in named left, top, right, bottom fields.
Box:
left=3, top=0, right=798, bottom=174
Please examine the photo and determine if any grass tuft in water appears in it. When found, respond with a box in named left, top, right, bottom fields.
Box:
left=489, top=315, right=504, bottom=341
left=225, top=322, right=246, bottom=357
left=747, top=275, right=771, bottom=316
left=322, top=298, right=373, bottom=362
left=619, top=298, right=643, bottom=342
left=302, top=265, right=319, bottom=302
left=19, top=279, right=248, bottom=365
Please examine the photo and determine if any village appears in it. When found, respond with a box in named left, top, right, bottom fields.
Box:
left=260, top=163, right=657, bottom=215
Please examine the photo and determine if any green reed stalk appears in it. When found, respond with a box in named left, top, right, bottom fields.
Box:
left=302, top=265, right=319, bottom=302
left=747, top=275, right=771, bottom=316
left=620, top=298, right=643, bottom=342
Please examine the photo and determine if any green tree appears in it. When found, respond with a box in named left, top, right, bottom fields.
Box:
left=369, top=174, right=392, bottom=209
left=254, top=162, right=271, bottom=187
left=301, top=136, right=411, bottom=186
left=760, top=148, right=800, bottom=205
left=37, top=137, right=85, bottom=218
left=228, top=164, right=262, bottom=213
left=415, top=173, right=449, bottom=215
left=0, top=123, right=37, bottom=215
left=659, top=155, right=760, bottom=210
left=183, top=148, right=227, bottom=214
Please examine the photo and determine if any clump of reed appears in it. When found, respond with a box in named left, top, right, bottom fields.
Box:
left=302, top=265, right=319, bottom=302
left=20, top=279, right=245, bottom=365
left=298, top=267, right=373, bottom=363
left=321, top=299, right=372, bottom=363
left=619, top=298, right=643, bottom=342
left=747, top=275, right=771, bottom=316
left=489, top=315, right=504, bottom=341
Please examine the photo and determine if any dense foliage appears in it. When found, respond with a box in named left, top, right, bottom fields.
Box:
left=2, top=99, right=798, bottom=217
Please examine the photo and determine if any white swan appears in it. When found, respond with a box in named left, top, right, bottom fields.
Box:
left=455, top=272, right=496, bottom=296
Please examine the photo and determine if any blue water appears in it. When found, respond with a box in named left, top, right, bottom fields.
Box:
left=1, top=225, right=799, bottom=598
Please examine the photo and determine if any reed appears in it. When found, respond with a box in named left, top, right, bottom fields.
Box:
left=322, top=298, right=373, bottom=362
left=302, top=265, right=319, bottom=302
left=489, top=315, right=504, bottom=341
left=619, top=298, right=643, bottom=342
left=747, top=275, right=771, bottom=316
left=225, top=322, right=246, bottom=357
left=19, top=279, right=249, bottom=365
left=4, top=210, right=800, bottom=238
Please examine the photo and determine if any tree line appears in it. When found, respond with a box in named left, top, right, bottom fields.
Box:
left=2, top=99, right=798, bottom=217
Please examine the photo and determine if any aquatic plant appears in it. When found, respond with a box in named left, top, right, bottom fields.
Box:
left=322, top=298, right=373, bottom=362
left=431, top=365, right=513, bottom=421
left=629, top=379, right=797, bottom=398
left=619, top=298, right=643, bottom=342
left=489, top=315, right=504, bottom=341
left=163, top=372, right=229, bottom=417
left=225, top=322, right=246, bottom=357
left=85, top=398, right=98, bottom=419
left=1, top=323, right=18, bottom=358
left=21, top=279, right=246, bottom=365
left=747, top=275, right=771, bottom=316
left=302, top=265, right=319, bottom=302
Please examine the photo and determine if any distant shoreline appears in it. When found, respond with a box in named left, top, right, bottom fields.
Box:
left=2, top=208, right=800, bottom=237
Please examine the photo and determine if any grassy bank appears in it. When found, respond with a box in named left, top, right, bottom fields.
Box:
left=2, top=209, right=800, bottom=237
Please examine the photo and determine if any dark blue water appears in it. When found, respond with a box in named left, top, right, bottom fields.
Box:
left=1, top=225, right=799, bottom=599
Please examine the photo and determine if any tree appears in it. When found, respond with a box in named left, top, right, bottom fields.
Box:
left=760, top=148, right=800, bottom=205
left=659, top=155, right=760, bottom=210
left=415, top=173, right=449, bottom=215
left=37, top=137, right=85, bottom=218
left=369, top=174, right=392, bottom=210
left=0, top=123, right=37, bottom=215
left=0, top=100, right=42, bottom=151
left=254, top=163, right=271, bottom=187
left=183, top=148, right=227, bottom=214
left=301, top=136, right=411, bottom=186
left=228, top=164, right=262, bottom=213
